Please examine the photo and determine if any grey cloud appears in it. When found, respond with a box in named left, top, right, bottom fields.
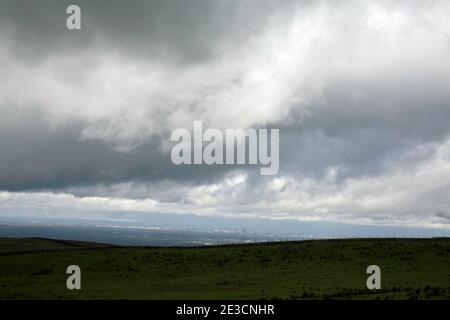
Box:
left=277, top=70, right=450, bottom=180
left=2, top=0, right=450, bottom=189
left=0, top=0, right=290, bottom=65
left=1, top=0, right=450, bottom=228
left=435, top=212, right=450, bottom=220
left=0, top=105, right=235, bottom=191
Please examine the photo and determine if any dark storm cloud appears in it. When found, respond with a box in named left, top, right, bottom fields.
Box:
left=1, top=0, right=450, bottom=190
left=0, top=104, right=234, bottom=191
left=278, top=71, right=450, bottom=180
left=0, top=0, right=289, bottom=64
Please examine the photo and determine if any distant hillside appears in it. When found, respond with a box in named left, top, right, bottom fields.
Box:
left=0, top=237, right=449, bottom=299
left=0, top=237, right=115, bottom=255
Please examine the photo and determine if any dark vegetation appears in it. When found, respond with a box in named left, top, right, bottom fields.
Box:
left=0, top=237, right=449, bottom=299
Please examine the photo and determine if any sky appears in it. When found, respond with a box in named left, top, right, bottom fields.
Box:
left=1, top=0, right=450, bottom=232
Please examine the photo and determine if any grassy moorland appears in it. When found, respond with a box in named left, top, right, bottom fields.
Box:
left=0, top=237, right=449, bottom=300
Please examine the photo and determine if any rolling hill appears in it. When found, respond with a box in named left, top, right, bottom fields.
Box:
left=0, top=237, right=449, bottom=299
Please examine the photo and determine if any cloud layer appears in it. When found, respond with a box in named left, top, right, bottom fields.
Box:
left=1, top=0, right=450, bottom=228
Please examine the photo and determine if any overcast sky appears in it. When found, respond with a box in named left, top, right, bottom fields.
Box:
left=1, top=0, right=450, bottom=230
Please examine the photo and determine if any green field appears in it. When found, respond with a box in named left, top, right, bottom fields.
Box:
left=0, top=237, right=449, bottom=300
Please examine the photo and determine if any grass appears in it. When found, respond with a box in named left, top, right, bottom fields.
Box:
left=0, top=237, right=449, bottom=299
